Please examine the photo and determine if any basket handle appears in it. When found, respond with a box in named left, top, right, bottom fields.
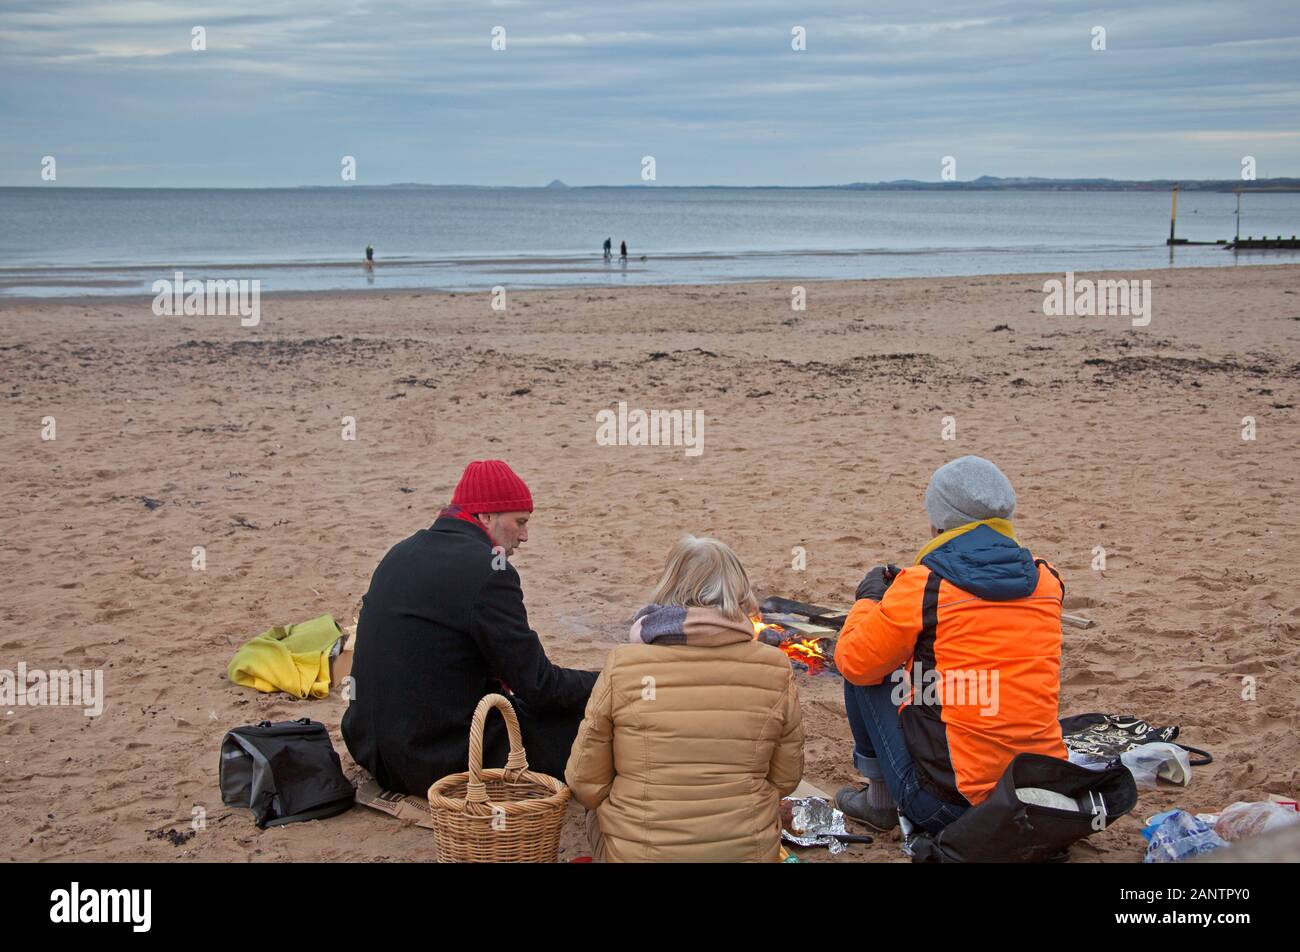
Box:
left=465, top=693, right=530, bottom=807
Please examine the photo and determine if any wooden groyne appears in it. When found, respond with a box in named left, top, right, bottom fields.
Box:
left=1165, top=184, right=1299, bottom=249
left=1224, top=235, right=1300, bottom=250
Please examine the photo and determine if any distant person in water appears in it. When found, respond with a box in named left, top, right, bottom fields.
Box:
left=603, top=237, right=612, bottom=260
left=364, top=244, right=374, bottom=270
left=619, top=240, right=628, bottom=261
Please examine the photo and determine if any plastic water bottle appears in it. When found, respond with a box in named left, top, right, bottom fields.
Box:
left=1142, top=809, right=1227, bottom=863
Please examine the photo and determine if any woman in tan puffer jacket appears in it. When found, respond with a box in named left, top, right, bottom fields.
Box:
left=564, top=536, right=804, bottom=862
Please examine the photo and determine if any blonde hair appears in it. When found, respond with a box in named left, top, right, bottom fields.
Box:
left=649, top=535, right=759, bottom=622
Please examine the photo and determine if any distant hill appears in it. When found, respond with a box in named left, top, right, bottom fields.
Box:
left=277, top=176, right=1300, bottom=192
left=835, top=176, right=1300, bottom=192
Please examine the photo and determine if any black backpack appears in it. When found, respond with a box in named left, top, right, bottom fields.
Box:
left=219, top=718, right=356, bottom=828
left=910, top=752, right=1138, bottom=863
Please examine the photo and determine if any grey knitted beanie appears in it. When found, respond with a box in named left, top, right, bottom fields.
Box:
left=925, top=456, right=1017, bottom=531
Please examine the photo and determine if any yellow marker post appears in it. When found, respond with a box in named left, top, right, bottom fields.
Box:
left=1169, top=185, right=1179, bottom=244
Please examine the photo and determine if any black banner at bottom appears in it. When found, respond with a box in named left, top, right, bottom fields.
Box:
left=0, top=861, right=1277, bottom=937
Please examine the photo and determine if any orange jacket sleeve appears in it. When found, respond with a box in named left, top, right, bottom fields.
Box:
left=833, top=567, right=928, bottom=686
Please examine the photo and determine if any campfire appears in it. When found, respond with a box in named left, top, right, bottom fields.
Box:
left=751, top=596, right=847, bottom=676
left=752, top=618, right=835, bottom=674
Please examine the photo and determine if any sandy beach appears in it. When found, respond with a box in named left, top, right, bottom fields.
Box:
left=1, top=263, right=1298, bottom=863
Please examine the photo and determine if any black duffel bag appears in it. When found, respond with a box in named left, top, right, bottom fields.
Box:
left=910, top=752, right=1138, bottom=863
left=219, top=718, right=355, bottom=828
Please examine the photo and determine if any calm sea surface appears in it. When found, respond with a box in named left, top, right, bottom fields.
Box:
left=3, top=186, right=1299, bottom=297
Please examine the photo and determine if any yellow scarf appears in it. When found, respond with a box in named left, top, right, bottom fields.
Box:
left=914, top=518, right=1018, bottom=564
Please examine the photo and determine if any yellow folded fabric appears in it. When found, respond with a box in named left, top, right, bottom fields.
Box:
left=227, top=614, right=342, bottom=699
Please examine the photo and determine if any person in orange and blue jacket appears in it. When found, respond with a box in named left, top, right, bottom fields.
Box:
left=833, top=455, right=1069, bottom=835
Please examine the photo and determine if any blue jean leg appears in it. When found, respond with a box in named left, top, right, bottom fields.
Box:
left=843, top=675, right=970, bottom=835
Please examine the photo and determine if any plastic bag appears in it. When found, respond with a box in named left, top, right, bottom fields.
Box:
left=1122, top=742, right=1191, bottom=788
left=1142, top=810, right=1227, bottom=863
left=1067, top=749, right=1114, bottom=771
left=1214, top=801, right=1300, bottom=842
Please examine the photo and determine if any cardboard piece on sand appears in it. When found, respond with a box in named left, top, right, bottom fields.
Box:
left=329, top=623, right=357, bottom=693
left=354, top=776, right=436, bottom=830
left=792, top=778, right=832, bottom=800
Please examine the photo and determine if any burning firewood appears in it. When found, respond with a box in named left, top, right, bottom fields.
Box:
left=750, top=614, right=838, bottom=676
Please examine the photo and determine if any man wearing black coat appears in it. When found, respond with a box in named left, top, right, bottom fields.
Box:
left=342, top=460, right=597, bottom=795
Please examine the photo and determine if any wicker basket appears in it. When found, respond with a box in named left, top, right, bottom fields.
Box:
left=426, top=693, right=571, bottom=863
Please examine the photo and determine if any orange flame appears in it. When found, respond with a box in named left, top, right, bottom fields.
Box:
left=751, top=615, right=831, bottom=674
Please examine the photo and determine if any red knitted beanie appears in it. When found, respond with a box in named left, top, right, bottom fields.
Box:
left=451, top=460, right=534, bottom=514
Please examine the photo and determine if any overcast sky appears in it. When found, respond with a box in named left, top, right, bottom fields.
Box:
left=3, top=0, right=1299, bottom=187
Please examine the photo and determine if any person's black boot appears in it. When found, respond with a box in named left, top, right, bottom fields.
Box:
left=835, top=784, right=900, bottom=833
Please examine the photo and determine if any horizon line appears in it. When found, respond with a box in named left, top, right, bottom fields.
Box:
left=6, top=175, right=1300, bottom=192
